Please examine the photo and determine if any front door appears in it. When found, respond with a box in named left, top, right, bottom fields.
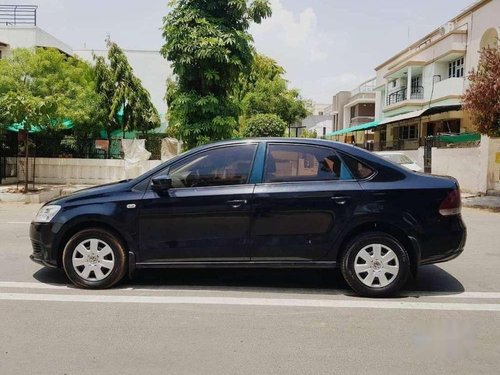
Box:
left=138, top=143, right=258, bottom=263
left=250, top=143, right=364, bottom=261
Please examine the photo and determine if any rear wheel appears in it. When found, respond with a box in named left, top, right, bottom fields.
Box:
left=341, top=232, right=410, bottom=297
left=62, top=228, right=127, bottom=289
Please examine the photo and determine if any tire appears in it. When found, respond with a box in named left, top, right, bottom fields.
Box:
left=341, top=232, right=410, bottom=297
left=62, top=228, right=127, bottom=289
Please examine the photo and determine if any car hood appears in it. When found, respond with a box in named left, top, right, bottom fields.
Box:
left=47, top=180, right=132, bottom=206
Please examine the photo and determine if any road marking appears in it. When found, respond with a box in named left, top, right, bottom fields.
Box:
left=0, top=292, right=500, bottom=312
left=2, top=281, right=500, bottom=300
left=5, top=221, right=30, bottom=224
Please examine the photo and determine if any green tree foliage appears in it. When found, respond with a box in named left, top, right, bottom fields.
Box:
left=237, top=54, right=309, bottom=129
left=242, top=113, right=287, bottom=137
left=0, top=92, right=57, bottom=191
left=0, top=48, right=99, bottom=135
left=300, top=129, right=318, bottom=138
left=463, top=47, right=500, bottom=137
left=161, top=0, right=272, bottom=149
left=94, top=41, right=160, bottom=140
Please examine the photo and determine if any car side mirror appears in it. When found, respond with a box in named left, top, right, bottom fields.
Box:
left=151, top=175, right=172, bottom=193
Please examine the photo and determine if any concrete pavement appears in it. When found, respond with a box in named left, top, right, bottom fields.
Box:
left=1, top=203, right=500, bottom=374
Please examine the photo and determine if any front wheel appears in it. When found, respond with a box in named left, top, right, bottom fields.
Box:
left=62, top=228, right=127, bottom=289
left=341, top=232, right=410, bottom=297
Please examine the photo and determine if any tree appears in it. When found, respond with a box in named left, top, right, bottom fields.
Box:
left=242, top=113, right=286, bottom=137
left=0, top=93, right=56, bottom=192
left=94, top=41, right=160, bottom=142
left=0, top=48, right=99, bottom=134
left=300, top=129, right=318, bottom=138
left=161, top=0, right=272, bottom=149
left=463, top=46, right=500, bottom=137
left=237, top=54, right=309, bottom=131
left=0, top=48, right=100, bottom=189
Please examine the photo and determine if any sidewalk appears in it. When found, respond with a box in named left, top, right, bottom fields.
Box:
left=462, top=194, right=500, bottom=212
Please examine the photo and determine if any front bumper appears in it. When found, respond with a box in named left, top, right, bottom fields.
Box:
left=29, top=222, right=60, bottom=268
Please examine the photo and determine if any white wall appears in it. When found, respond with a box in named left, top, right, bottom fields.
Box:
left=431, top=147, right=482, bottom=193
left=17, top=158, right=162, bottom=185
left=0, top=25, right=72, bottom=57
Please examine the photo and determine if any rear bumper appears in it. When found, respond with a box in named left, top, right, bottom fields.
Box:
left=419, top=217, right=466, bottom=265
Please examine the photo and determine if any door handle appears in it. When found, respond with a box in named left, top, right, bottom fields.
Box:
left=227, top=199, right=247, bottom=208
left=330, top=196, right=351, bottom=205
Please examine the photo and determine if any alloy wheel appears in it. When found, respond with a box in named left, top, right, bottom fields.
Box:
left=353, top=243, right=400, bottom=288
left=71, top=238, right=115, bottom=281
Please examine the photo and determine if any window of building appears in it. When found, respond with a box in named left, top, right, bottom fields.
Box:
left=398, top=125, right=418, bottom=140
left=165, top=144, right=257, bottom=188
left=350, top=106, right=356, bottom=119
left=318, top=111, right=324, bottom=116
left=264, top=144, right=352, bottom=183
left=411, top=76, right=421, bottom=88
left=448, top=57, right=464, bottom=78
left=391, top=80, right=397, bottom=88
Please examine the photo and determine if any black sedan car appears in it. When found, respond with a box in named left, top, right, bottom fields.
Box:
left=30, top=138, right=466, bottom=297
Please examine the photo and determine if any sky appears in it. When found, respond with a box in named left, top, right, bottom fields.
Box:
left=20, top=0, right=474, bottom=103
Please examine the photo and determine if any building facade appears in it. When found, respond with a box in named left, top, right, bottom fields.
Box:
left=372, top=0, right=499, bottom=150
left=291, top=102, right=333, bottom=138
left=0, top=5, right=171, bottom=130
left=329, top=78, right=376, bottom=146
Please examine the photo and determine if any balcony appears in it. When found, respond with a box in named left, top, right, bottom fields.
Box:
left=429, top=77, right=464, bottom=103
left=386, top=86, right=424, bottom=106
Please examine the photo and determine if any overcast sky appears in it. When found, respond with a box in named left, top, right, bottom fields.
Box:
left=24, top=0, right=473, bottom=103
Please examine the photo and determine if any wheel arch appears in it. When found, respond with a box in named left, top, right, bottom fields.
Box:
left=56, top=219, right=133, bottom=268
left=336, top=221, right=420, bottom=276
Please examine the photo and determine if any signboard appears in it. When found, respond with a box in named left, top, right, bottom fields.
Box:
left=496, top=152, right=500, bottom=164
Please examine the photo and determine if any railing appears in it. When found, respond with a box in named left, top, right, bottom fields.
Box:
left=410, top=86, right=424, bottom=100
left=0, top=5, right=37, bottom=26
left=386, top=89, right=406, bottom=106
left=386, top=86, right=424, bottom=106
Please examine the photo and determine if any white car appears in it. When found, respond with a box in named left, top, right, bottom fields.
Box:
left=376, top=152, right=422, bottom=172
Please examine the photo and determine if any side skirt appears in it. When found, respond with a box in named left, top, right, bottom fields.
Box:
left=135, top=261, right=337, bottom=269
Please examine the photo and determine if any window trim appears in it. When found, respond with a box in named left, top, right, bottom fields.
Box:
left=336, top=151, right=378, bottom=182
left=149, top=143, right=259, bottom=190
left=261, top=142, right=357, bottom=184
left=448, top=56, right=464, bottom=78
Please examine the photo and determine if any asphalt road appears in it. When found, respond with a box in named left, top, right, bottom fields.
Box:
left=1, top=203, right=500, bottom=374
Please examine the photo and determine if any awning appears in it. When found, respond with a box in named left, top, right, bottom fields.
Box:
left=379, top=105, right=462, bottom=126
left=326, top=120, right=380, bottom=136
left=437, top=132, right=480, bottom=143
left=379, top=109, right=426, bottom=125
left=6, top=119, right=73, bottom=133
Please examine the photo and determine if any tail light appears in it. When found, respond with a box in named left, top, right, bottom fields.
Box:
left=439, top=188, right=461, bottom=216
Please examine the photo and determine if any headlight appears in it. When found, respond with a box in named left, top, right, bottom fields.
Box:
left=34, top=205, right=61, bottom=223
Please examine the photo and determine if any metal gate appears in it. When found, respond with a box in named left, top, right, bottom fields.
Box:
left=0, top=128, right=18, bottom=183
left=423, top=136, right=433, bottom=173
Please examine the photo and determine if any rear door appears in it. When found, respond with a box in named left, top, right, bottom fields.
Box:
left=250, top=143, right=364, bottom=261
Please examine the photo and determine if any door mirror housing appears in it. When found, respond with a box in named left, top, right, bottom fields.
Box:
left=151, top=175, right=172, bottom=193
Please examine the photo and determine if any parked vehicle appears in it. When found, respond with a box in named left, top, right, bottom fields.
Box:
left=376, top=151, right=422, bottom=172
left=30, top=138, right=465, bottom=297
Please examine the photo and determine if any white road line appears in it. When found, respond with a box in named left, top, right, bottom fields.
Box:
left=0, top=292, right=500, bottom=312
left=2, top=281, right=500, bottom=300
left=5, top=221, right=30, bottom=224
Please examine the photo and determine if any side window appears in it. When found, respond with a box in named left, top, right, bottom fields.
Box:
left=264, top=144, right=352, bottom=183
left=340, top=153, right=375, bottom=179
left=167, top=144, right=257, bottom=188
